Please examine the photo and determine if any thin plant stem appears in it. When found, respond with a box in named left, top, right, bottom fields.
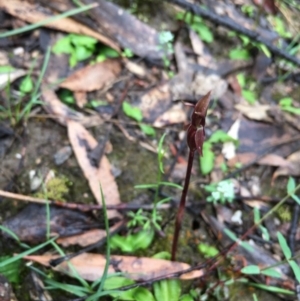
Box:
left=171, top=149, right=195, bottom=261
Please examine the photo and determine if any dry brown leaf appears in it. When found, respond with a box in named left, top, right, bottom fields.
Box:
left=25, top=253, right=203, bottom=281
left=235, top=104, right=273, bottom=122
left=60, top=60, right=121, bottom=92
left=153, top=104, right=187, bottom=127
left=67, top=120, right=121, bottom=220
left=74, top=91, right=87, bottom=108
left=41, top=85, right=103, bottom=127
left=0, top=0, right=120, bottom=51
left=273, top=149, right=300, bottom=180
left=57, top=222, right=123, bottom=247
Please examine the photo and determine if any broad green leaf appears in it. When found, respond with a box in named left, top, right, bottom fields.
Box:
left=291, top=194, right=300, bottom=205
left=242, top=89, right=256, bottom=104
left=280, top=97, right=293, bottom=107
left=20, top=76, right=33, bottom=93
left=139, top=124, right=156, bottom=136
left=122, top=101, right=143, bottom=122
left=180, top=294, right=194, bottom=301
left=154, top=279, right=181, bottom=301
left=288, top=260, right=300, bottom=283
left=200, top=142, right=215, bottom=175
left=229, top=48, right=250, bottom=60
left=277, top=232, right=291, bottom=260
left=237, top=73, right=246, bottom=88
left=208, top=130, right=237, bottom=144
left=198, top=243, right=218, bottom=258
left=98, top=46, right=120, bottom=59
left=241, top=265, right=260, bottom=275
left=58, top=89, right=75, bottom=105
left=74, top=45, right=93, bottom=62
left=52, top=36, right=73, bottom=54
left=134, top=287, right=156, bottom=301
left=152, top=251, right=171, bottom=260
left=70, top=34, right=97, bottom=47
left=261, top=267, right=282, bottom=278
left=193, top=23, right=213, bottom=43
left=104, top=277, right=136, bottom=300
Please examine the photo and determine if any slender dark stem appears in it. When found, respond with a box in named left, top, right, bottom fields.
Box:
left=171, top=150, right=195, bottom=261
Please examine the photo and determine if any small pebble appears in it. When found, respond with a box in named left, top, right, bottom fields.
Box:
left=53, top=146, right=72, bottom=165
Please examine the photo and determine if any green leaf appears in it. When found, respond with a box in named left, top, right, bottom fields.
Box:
left=180, top=294, right=194, bottom=301
left=152, top=251, right=171, bottom=260
left=277, top=232, right=291, bottom=260
left=70, top=34, right=97, bottom=48
left=122, top=101, right=143, bottom=122
left=20, top=76, right=33, bottom=93
left=0, top=65, right=15, bottom=73
left=237, top=73, right=246, bottom=88
left=139, top=124, right=156, bottom=136
left=74, top=45, right=93, bottom=62
left=288, top=260, right=300, bottom=283
left=103, top=277, right=136, bottom=300
left=134, top=287, right=156, bottom=301
left=200, top=142, right=215, bottom=175
left=287, top=177, right=296, bottom=194
left=249, top=282, right=294, bottom=295
left=291, top=194, right=300, bottom=205
left=229, top=48, right=250, bottom=60
left=242, top=89, right=256, bottom=104
left=282, top=106, right=300, bottom=115
left=261, top=267, right=282, bottom=278
left=280, top=97, right=293, bottom=107
left=208, top=130, right=237, bottom=144
left=241, top=265, right=260, bottom=275
left=154, top=279, right=181, bottom=301
left=198, top=243, right=218, bottom=258
left=52, top=36, right=73, bottom=54
left=193, top=23, right=213, bottom=43
left=110, top=229, right=154, bottom=252
left=0, top=256, right=21, bottom=283
left=58, top=89, right=75, bottom=105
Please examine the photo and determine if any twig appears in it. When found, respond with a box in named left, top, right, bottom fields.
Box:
left=168, top=0, right=300, bottom=67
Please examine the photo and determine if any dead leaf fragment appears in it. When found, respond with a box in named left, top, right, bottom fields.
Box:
left=25, top=253, right=203, bottom=281
left=67, top=120, right=121, bottom=219
left=60, top=60, right=121, bottom=92
left=273, top=149, right=300, bottom=180
left=0, top=0, right=120, bottom=51
left=235, top=104, right=272, bottom=122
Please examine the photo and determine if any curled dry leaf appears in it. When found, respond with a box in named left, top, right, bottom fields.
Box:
left=25, top=253, right=203, bottom=281
left=153, top=104, right=187, bottom=128
left=0, top=0, right=120, bottom=51
left=41, top=85, right=103, bottom=127
left=57, top=221, right=123, bottom=247
left=272, top=149, right=300, bottom=180
left=67, top=120, right=121, bottom=220
left=235, top=104, right=273, bottom=122
left=60, top=59, right=122, bottom=92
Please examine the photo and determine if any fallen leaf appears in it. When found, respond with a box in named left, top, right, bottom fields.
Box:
left=41, top=85, right=103, bottom=127
left=57, top=221, right=123, bottom=247
left=0, top=0, right=120, bottom=51
left=60, top=59, right=121, bottom=92
left=235, top=104, right=272, bottom=122
left=273, top=149, right=300, bottom=180
left=74, top=91, right=87, bottom=108
left=25, top=253, right=203, bottom=281
left=153, top=104, right=187, bottom=127
left=67, top=120, right=121, bottom=219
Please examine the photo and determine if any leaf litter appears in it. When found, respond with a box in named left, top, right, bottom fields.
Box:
left=1, top=0, right=300, bottom=300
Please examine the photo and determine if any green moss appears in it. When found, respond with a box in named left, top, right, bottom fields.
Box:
left=276, top=205, right=291, bottom=222
left=35, top=175, right=71, bottom=201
